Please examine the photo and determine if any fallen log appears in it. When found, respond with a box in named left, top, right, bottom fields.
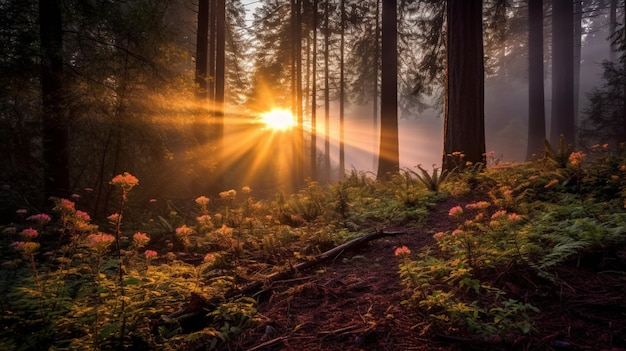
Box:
left=160, top=227, right=407, bottom=331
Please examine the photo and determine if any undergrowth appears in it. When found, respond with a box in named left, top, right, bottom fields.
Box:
left=2, top=143, right=625, bottom=349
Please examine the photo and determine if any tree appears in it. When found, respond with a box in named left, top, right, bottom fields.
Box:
left=526, top=0, right=546, bottom=159
left=339, top=0, right=346, bottom=179
left=376, top=0, right=399, bottom=178
left=442, top=0, right=485, bottom=171
left=310, top=0, right=319, bottom=181
left=39, top=0, right=70, bottom=200
left=550, top=0, right=576, bottom=146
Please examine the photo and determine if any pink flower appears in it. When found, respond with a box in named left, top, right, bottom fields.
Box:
left=452, top=229, right=464, bottom=236
left=107, top=213, right=120, bottom=223
left=149, top=199, right=157, bottom=203
left=10, top=241, right=25, bottom=250
left=27, top=213, right=52, bottom=225
left=110, top=172, right=139, bottom=191
left=569, top=151, right=586, bottom=166
left=491, top=210, right=508, bottom=219
left=59, top=198, right=75, bottom=210
left=133, top=232, right=150, bottom=248
left=394, top=246, right=411, bottom=257
left=20, top=228, right=38, bottom=239
left=16, top=209, right=27, bottom=215
left=448, top=206, right=464, bottom=217
left=433, top=232, right=445, bottom=239
left=175, top=225, right=194, bottom=237
left=144, top=250, right=158, bottom=259
left=508, top=213, right=522, bottom=222
left=75, top=210, right=91, bottom=222
left=196, top=214, right=213, bottom=227
left=86, top=233, right=115, bottom=252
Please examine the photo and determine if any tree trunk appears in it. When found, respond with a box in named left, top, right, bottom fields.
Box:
left=550, top=0, right=575, bottom=147
left=377, top=0, right=399, bottom=178
left=324, top=0, right=331, bottom=181
left=373, top=0, right=380, bottom=172
left=339, top=0, right=345, bottom=179
left=39, top=0, right=70, bottom=200
left=213, top=0, right=225, bottom=193
left=443, top=0, right=485, bottom=171
left=573, top=0, right=582, bottom=130
left=610, top=0, right=617, bottom=62
left=526, top=0, right=546, bottom=160
left=311, top=0, right=318, bottom=181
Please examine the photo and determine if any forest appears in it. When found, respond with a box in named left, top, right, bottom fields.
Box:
left=1, top=0, right=626, bottom=350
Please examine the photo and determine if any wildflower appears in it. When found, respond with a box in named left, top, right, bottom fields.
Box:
left=219, top=189, right=237, bottom=199
left=592, top=144, right=600, bottom=149
left=196, top=214, right=213, bottom=228
left=27, top=213, right=52, bottom=225
left=620, top=164, right=626, bottom=172
left=603, top=143, right=609, bottom=149
left=503, top=189, right=513, bottom=197
left=86, top=233, right=115, bottom=252
left=241, top=186, right=252, bottom=194
left=75, top=210, right=91, bottom=222
left=110, top=172, right=139, bottom=192
left=394, top=246, right=411, bottom=257
left=16, top=209, right=27, bottom=215
left=474, top=213, right=484, bottom=222
left=569, top=151, right=586, bottom=166
left=465, top=201, right=490, bottom=211
left=508, top=213, right=522, bottom=222
left=107, top=213, right=120, bottom=223
left=59, top=198, right=75, bottom=210
left=433, top=232, right=445, bottom=239
left=175, top=225, right=194, bottom=238
left=452, top=229, right=463, bottom=236
left=195, top=196, right=210, bottom=206
left=144, top=250, right=158, bottom=259
left=491, top=210, right=508, bottom=219
left=133, top=232, right=150, bottom=248
left=149, top=199, right=157, bottom=203
left=448, top=206, right=463, bottom=217
left=20, top=242, right=40, bottom=256
left=20, top=228, right=38, bottom=240
left=611, top=175, right=619, bottom=180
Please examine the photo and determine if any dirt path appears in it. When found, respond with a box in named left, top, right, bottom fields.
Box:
left=230, top=201, right=461, bottom=351
left=226, top=200, right=626, bottom=351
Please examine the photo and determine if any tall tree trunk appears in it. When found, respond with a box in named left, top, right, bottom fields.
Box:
left=311, top=0, right=318, bottom=181
left=213, top=0, right=225, bottom=193
left=339, top=0, right=345, bottom=179
left=443, top=0, right=485, bottom=172
left=196, top=0, right=209, bottom=99
left=39, top=0, right=70, bottom=200
left=209, top=0, right=217, bottom=104
left=574, top=0, right=582, bottom=129
left=373, top=0, right=380, bottom=171
left=526, top=0, right=546, bottom=160
left=610, top=0, right=617, bottom=62
left=550, top=0, right=575, bottom=146
left=377, top=0, right=399, bottom=178
left=324, top=0, right=331, bottom=181
left=294, top=0, right=304, bottom=188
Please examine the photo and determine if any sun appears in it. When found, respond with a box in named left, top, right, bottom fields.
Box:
left=259, top=109, right=295, bottom=131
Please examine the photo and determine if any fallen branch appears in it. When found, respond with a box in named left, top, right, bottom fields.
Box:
left=161, top=228, right=406, bottom=330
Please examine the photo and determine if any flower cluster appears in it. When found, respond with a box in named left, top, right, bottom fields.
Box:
left=569, top=151, right=586, bottom=166
left=110, top=172, right=139, bottom=192
left=27, top=213, right=52, bottom=225
left=195, top=196, right=210, bottom=207
left=86, top=233, right=116, bottom=253
left=219, top=189, right=237, bottom=200
left=133, top=232, right=150, bottom=248
left=448, top=205, right=464, bottom=217
left=394, top=246, right=411, bottom=258
left=20, top=228, right=38, bottom=240
left=144, top=250, right=158, bottom=260
left=465, top=201, right=490, bottom=211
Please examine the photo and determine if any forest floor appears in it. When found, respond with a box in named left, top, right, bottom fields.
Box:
left=223, top=198, right=626, bottom=351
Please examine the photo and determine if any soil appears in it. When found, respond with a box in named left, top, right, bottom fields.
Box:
left=219, top=199, right=626, bottom=351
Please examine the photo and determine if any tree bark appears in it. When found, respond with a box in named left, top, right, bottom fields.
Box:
left=339, top=0, right=346, bottom=179
left=377, top=0, right=399, bottom=178
left=550, top=0, right=576, bottom=147
left=310, top=0, right=318, bottom=181
left=39, top=0, right=70, bottom=200
left=443, top=0, right=485, bottom=171
left=526, top=0, right=546, bottom=160
left=324, top=0, right=331, bottom=181
left=213, top=0, right=225, bottom=193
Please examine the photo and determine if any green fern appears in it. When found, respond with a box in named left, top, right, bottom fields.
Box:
left=408, top=165, right=450, bottom=193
